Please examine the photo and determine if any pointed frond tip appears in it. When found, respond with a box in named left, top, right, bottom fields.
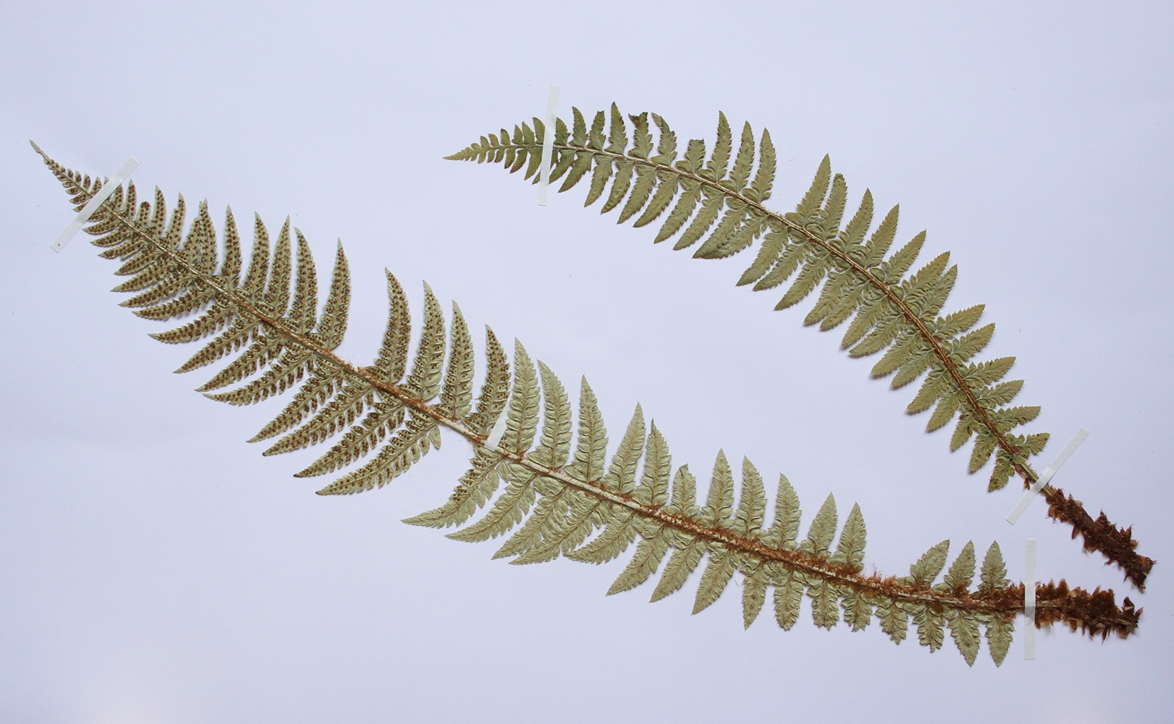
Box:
left=35, top=145, right=1143, bottom=665
left=448, top=106, right=1153, bottom=590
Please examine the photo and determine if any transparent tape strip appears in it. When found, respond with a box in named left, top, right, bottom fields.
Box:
left=1025, top=538, right=1037, bottom=660
left=537, top=85, right=561, bottom=206
left=51, top=157, right=139, bottom=252
left=1006, top=428, right=1089, bottom=525
left=482, top=405, right=511, bottom=453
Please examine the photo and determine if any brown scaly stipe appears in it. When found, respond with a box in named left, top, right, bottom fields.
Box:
left=1035, top=580, right=1140, bottom=638
left=1045, top=487, right=1154, bottom=591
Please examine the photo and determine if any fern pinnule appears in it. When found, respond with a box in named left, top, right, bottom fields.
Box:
left=35, top=143, right=1141, bottom=667
left=448, top=107, right=1153, bottom=590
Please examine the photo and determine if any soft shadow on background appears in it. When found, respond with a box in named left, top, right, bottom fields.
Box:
left=2, top=2, right=1171, bottom=722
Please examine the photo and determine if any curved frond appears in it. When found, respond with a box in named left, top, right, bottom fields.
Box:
left=35, top=143, right=1144, bottom=667
left=448, top=109, right=1152, bottom=590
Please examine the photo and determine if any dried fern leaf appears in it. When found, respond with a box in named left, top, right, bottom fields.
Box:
left=448, top=109, right=1153, bottom=590
left=35, top=145, right=1143, bottom=666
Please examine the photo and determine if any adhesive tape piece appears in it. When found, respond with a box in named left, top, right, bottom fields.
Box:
left=1006, top=427, right=1089, bottom=525
left=537, top=85, right=561, bottom=206
left=1024, top=538, right=1037, bottom=660
left=50, top=157, right=139, bottom=253
left=482, top=405, right=510, bottom=453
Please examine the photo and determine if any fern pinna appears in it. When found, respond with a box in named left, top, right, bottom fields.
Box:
left=34, top=143, right=1138, bottom=667
left=447, top=106, right=1153, bottom=590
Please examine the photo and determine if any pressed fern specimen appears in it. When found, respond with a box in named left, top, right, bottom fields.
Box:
left=33, top=144, right=1139, bottom=666
left=447, top=106, right=1153, bottom=590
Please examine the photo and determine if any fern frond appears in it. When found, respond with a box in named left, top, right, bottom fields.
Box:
left=448, top=110, right=1153, bottom=590
left=37, top=144, right=1142, bottom=667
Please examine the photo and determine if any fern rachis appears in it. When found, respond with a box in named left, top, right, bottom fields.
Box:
left=33, top=144, right=1140, bottom=666
left=447, top=107, right=1153, bottom=589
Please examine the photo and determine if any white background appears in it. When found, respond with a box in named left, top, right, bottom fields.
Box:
left=2, top=2, right=1171, bottom=722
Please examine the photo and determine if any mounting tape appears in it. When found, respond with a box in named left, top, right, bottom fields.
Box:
left=537, top=85, right=561, bottom=206
left=50, top=157, right=139, bottom=252
left=1006, top=428, right=1089, bottom=525
left=482, top=405, right=510, bottom=453
left=1024, top=538, right=1036, bottom=660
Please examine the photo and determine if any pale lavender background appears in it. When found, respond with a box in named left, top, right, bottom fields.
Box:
left=2, top=2, right=1172, bottom=722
